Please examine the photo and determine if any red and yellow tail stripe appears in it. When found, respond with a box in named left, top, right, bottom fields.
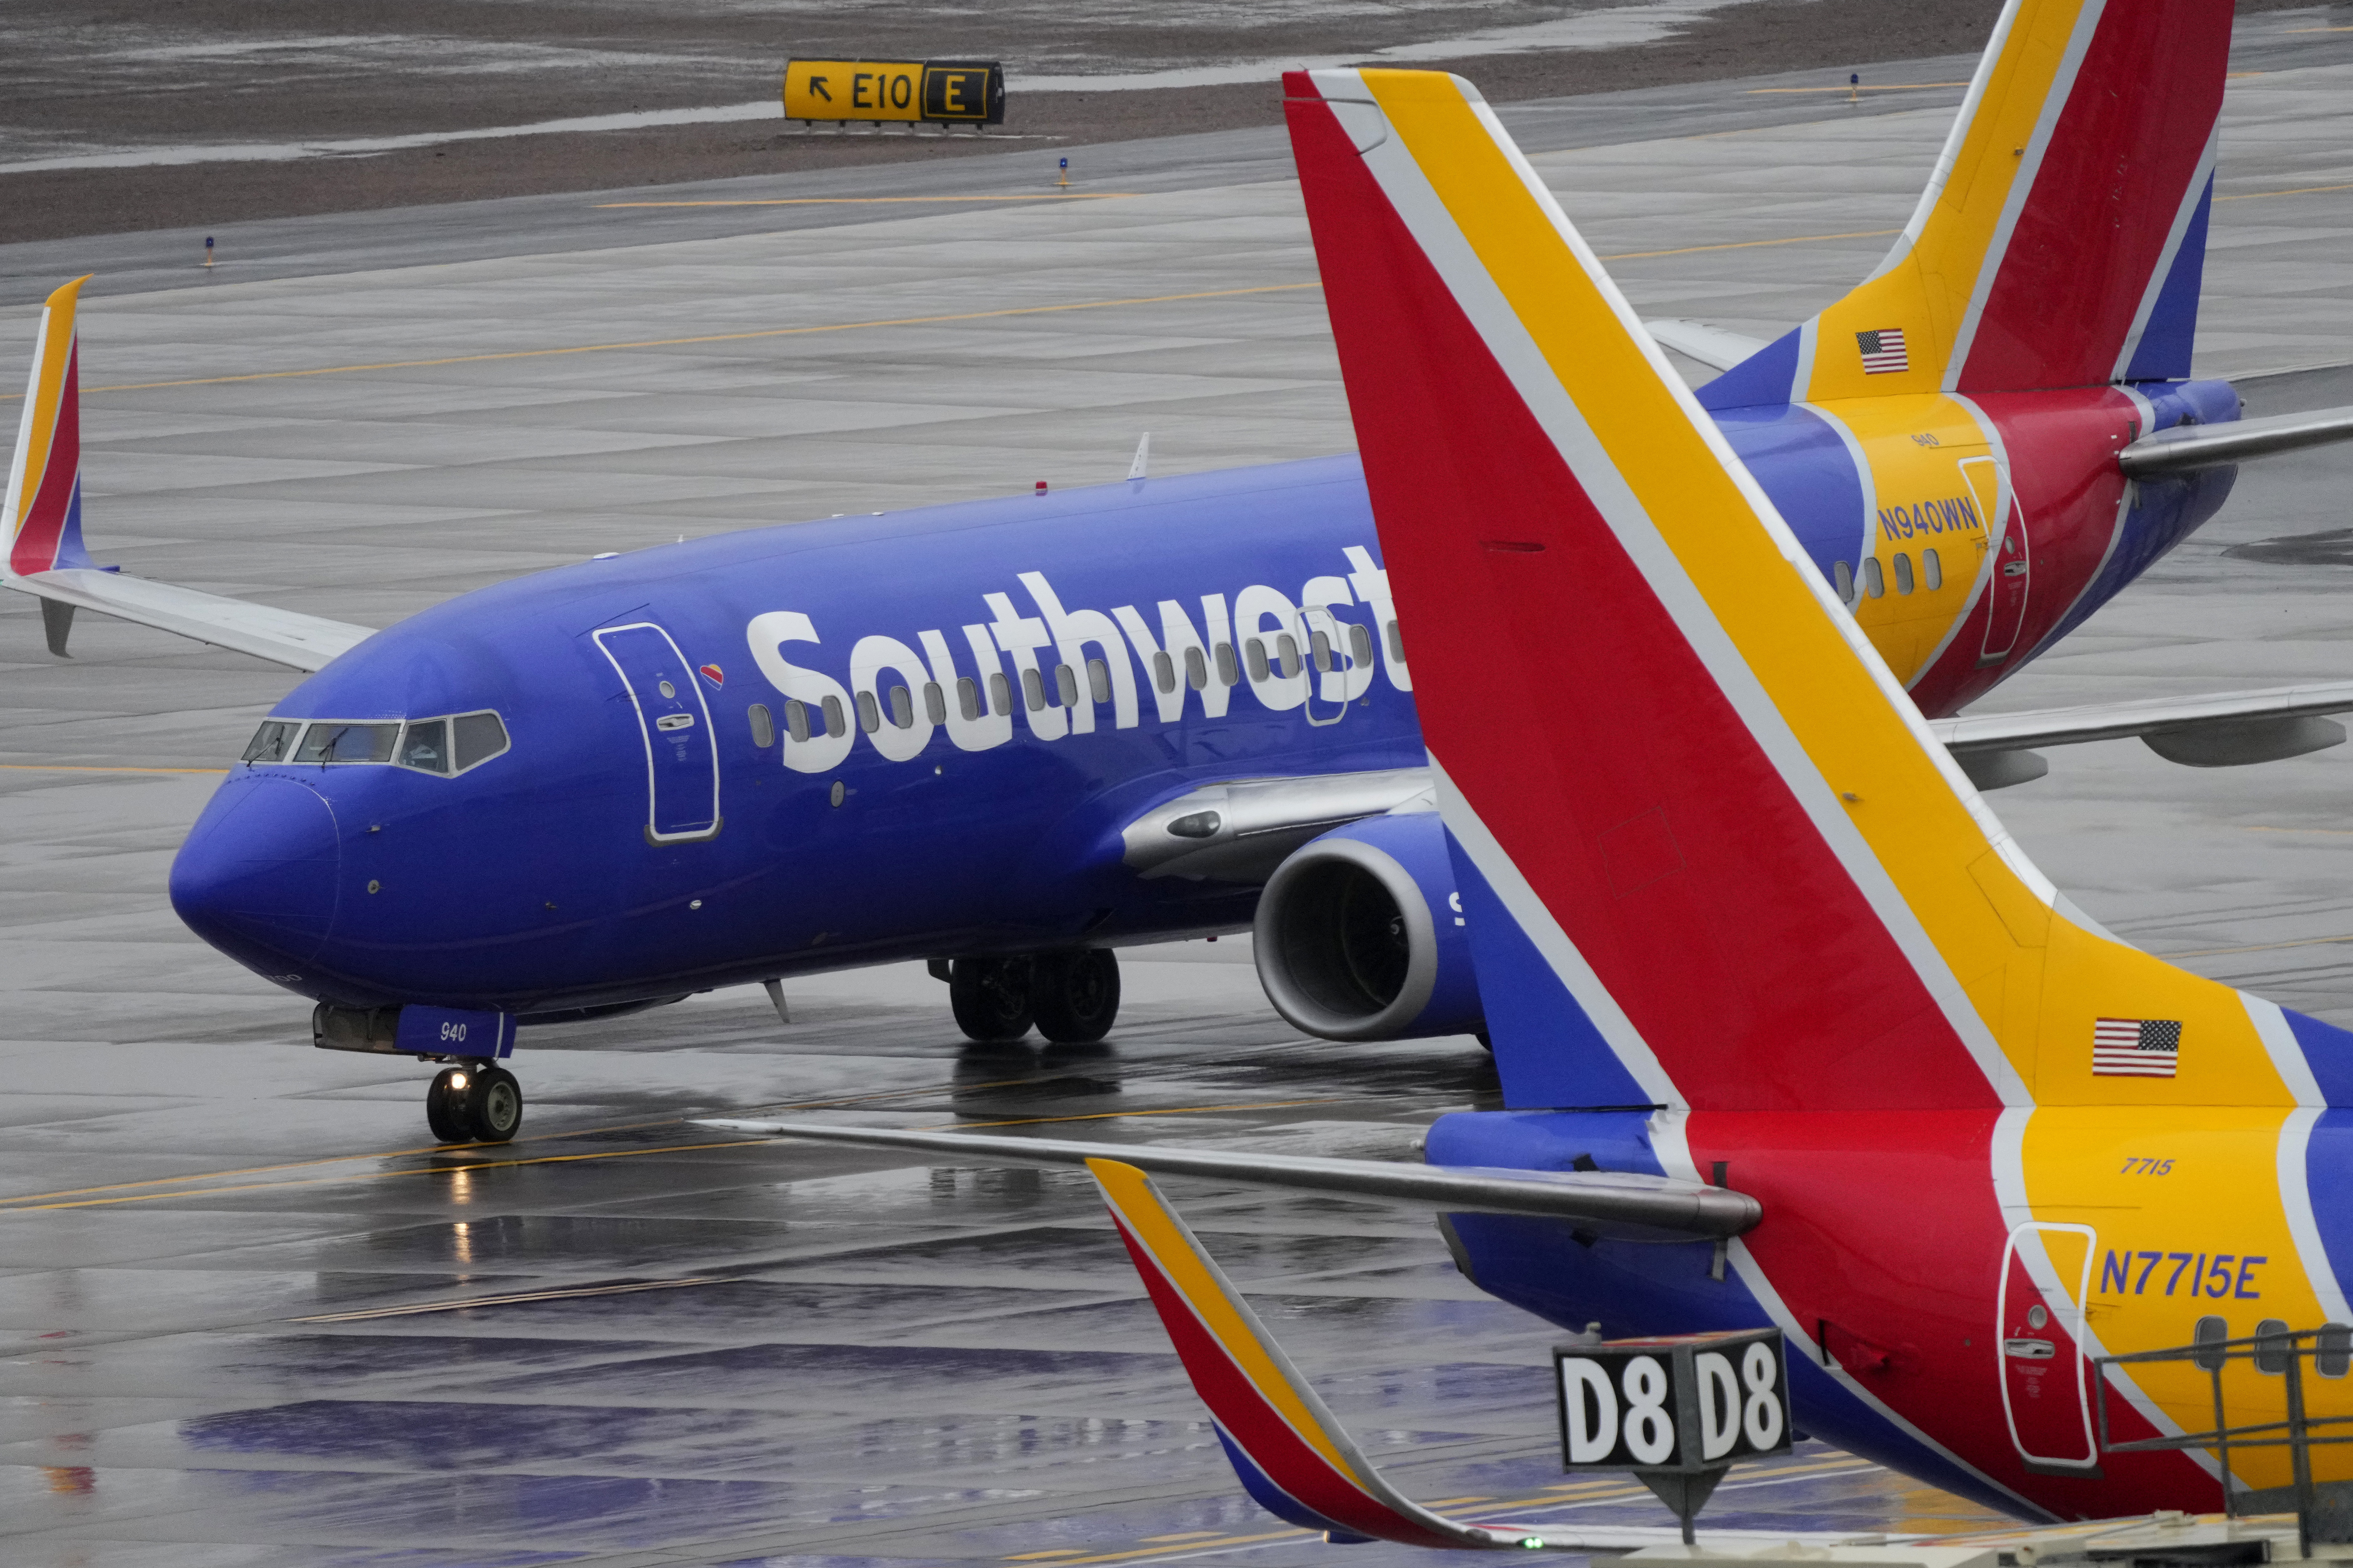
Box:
left=5, top=275, right=92, bottom=578
left=1285, top=59, right=2353, bottom=1508
left=1802, top=0, right=2226, bottom=398
left=1086, top=1159, right=1542, bottom=1550
left=1289, top=59, right=2319, bottom=1118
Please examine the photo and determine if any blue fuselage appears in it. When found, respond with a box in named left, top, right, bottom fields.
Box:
left=169, top=387, right=2237, bottom=1017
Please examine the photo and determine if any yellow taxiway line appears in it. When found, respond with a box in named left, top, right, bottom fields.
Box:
left=0, top=1072, right=1058, bottom=1209
left=26, top=282, right=1325, bottom=400
left=15, top=214, right=2162, bottom=405
left=1747, top=83, right=1969, bottom=93
left=596, top=193, right=1142, bottom=208
left=1017, top=1458, right=1883, bottom=1566
left=0, top=762, right=229, bottom=775
left=292, top=1275, right=718, bottom=1323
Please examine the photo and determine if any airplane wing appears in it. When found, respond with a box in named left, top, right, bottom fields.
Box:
left=1119, top=671, right=2353, bottom=843
left=1642, top=318, right=1769, bottom=373
left=1930, top=681, right=2353, bottom=772
left=1120, top=765, right=1434, bottom=881
left=1081, top=1156, right=1564, bottom=1549
left=2119, top=402, right=2353, bottom=476
left=4, top=569, right=373, bottom=670
left=5, top=276, right=374, bottom=672
left=698, top=1120, right=1762, bottom=1239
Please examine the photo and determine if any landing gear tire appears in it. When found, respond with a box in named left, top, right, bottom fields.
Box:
left=465, top=1066, right=524, bottom=1143
left=1031, top=949, right=1120, bottom=1044
left=425, top=1068, right=474, bottom=1143
left=950, top=957, right=1034, bottom=1042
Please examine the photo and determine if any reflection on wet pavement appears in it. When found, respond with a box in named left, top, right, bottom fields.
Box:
left=0, top=964, right=2010, bottom=1564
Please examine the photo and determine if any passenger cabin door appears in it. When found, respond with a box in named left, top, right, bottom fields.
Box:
left=1996, top=1222, right=2101, bottom=1473
left=1961, top=456, right=2031, bottom=665
left=594, top=622, right=721, bottom=844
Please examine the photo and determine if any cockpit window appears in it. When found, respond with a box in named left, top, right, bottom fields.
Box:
left=296, top=722, right=400, bottom=765
left=242, top=720, right=301, bottom=763
left=246, top=709, right=509, bottom=775
left=398, top=718, right=450, bottom=774
left=453, top=712, right=510, bottom=771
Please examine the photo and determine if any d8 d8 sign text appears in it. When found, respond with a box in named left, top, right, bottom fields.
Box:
left=1554, top=1328, right=1791, bottom=1473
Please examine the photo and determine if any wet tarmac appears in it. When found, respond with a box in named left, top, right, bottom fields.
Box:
left=0, top=0, right=2032, bottom=242
left=8, top=19, right=2353, bottom=1565
left=0, top=973, right=2017, bottom=1565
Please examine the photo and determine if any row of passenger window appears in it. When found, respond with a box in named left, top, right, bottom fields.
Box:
left=742, top=622, right=1396, bottom=746
left=241, top=711, right=511, bottom=775
left=1832, top=548, right=1945, bottom=604
left=2187, top=1315, right=2349, bottom=1378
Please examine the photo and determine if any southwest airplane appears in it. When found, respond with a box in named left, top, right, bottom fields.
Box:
left=719, top=13, right=2353, bottom=1535
left=8, top=0, right=2353, bottom=1146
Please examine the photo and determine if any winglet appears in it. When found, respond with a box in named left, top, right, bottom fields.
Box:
left=1085, top=1158, right=1554, bottom=1550
left=5, top=276, right=97, bottom=579
left=0, top=275, right=376, bottom=671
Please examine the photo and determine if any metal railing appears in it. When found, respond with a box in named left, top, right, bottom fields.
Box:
left=2095, top=1323, right=2353, bottom=1557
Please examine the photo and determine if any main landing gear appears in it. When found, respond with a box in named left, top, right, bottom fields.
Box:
left=946, top=950, right=1121, bottom=1045
left=425, top=1062, right=524, bottom=1144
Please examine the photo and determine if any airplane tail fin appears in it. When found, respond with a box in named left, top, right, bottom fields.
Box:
left=1086, top=1158, right=1548, bottom=1550
left=1702, top=0, right=2227, bottom=409
left=5, top=275, right=96, bottom=579
left=1281, top=65, right=2353, bottom=1114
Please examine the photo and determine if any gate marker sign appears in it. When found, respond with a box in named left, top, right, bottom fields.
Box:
left=782, top=60, right=1005, bottom=126
left=1554, top=1328, right=1791, bottom=1543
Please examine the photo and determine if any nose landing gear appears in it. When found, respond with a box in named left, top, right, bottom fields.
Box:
left=425, top=1063, right=524, bottom=1144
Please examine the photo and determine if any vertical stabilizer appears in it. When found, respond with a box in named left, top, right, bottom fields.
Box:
left=1701, top=0, right=2227, bottom=408
left=5, top=275, right=96, bottom=577
left=1280, top=64, right=2353, bottom=1115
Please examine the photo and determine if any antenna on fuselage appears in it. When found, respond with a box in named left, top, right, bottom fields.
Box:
left=1127, top=432, right=1150, bottom=481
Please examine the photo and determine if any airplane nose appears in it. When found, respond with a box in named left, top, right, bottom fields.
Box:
left=170, top=774, right=343, bottom=972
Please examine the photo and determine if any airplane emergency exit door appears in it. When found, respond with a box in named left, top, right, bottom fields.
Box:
left=594, top=622, right=722, bottom=844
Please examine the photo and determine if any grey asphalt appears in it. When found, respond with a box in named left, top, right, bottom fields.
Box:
left=5, top=15, right=2353, bottom=1565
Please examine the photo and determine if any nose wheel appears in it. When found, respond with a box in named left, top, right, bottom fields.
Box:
left=425, top=1063, right=524, bottom=1144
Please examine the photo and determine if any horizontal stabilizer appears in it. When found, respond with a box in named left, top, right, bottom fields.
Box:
left=698, top=1120, right=1760, bottom=1238
left=5, top=568, right=372, bottom=672
left=2118, top=403, right=2353, bottom=477
left=1643, top=319, right=1770, bottom=374
left=1931, top=681, right=2353, bottom=771
left=1085, top=1157, right=1561, bottom=1549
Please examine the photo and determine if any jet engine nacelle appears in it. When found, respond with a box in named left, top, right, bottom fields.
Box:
left=1252, top=813, right=1484, bottom=1042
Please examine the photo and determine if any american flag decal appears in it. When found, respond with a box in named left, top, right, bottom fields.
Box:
left=2093, top=1018, right=2181, bottom=1077
left=1857, top=328, right=1910, bottom=374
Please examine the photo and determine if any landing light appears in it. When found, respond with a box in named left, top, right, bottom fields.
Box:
left=450, top=1073, right=469, bottom=1089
